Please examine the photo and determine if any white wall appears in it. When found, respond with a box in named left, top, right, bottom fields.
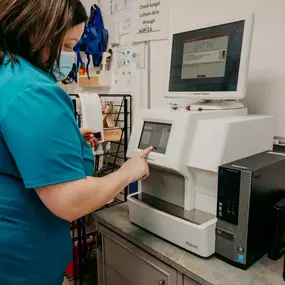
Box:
left=149, top=0, right=285, bottom=137
left=77, top=0, right=285, bottom=137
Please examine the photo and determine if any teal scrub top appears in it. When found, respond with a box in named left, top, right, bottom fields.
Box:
left=0, top=56, right=94, bottom=285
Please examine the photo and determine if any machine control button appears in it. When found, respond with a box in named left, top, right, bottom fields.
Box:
left=237, top=246, right=244, bottom=252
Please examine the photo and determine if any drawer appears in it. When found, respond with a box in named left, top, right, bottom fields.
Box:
left=105, top=265, right=131, bottom=285
left=184, top=276, right=200, bottom=285
left=100, top=225, right=177, bottom=285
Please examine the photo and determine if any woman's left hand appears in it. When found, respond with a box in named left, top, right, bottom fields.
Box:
left=80, top=128, right=100, bottom=148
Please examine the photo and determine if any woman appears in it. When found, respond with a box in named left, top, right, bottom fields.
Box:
left=0, top=1, right=151, bottom=284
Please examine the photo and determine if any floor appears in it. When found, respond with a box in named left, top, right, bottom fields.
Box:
left=63, top=278, right=73, bottom=285
left=63, top=277, right=89, bottom=285
left=63, top=273, right=98, bottom=285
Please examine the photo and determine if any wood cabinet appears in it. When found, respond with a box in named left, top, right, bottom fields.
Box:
left=183, top=276, right=200, bottom=285
left=97, top=225, right=176, bottom=285
left=96, top=225, right=201, bottom=285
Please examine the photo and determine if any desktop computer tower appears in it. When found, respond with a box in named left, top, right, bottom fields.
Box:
left=215, top=151, right=285, bottom=269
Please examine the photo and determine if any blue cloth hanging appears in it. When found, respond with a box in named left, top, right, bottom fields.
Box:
left=74, top=4, right=109, bottom=78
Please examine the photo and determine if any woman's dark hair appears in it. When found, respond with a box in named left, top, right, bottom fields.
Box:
left=0, top=0, right=88, bottom=72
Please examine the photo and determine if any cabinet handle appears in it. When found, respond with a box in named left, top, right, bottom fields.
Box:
left=159, top=280, right=166, bottom=285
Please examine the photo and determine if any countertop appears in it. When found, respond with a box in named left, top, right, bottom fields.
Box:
left=92, top=203, right=284, bottom=285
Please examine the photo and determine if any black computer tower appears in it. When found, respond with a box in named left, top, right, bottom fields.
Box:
left=215, top=151, right=285, bottom=269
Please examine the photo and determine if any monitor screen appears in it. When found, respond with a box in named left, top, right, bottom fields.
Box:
left=169, top=20, right=245, bottom=93
left=138, top=122, right=172, bottom=154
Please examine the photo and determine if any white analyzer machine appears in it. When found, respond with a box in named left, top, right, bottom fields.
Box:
left=127, top=110, right=273, bottom=257
left=126, top=13, right=275, bottom=257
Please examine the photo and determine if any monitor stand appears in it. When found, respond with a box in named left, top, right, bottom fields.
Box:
left=189, top=100, right=244, bottom=110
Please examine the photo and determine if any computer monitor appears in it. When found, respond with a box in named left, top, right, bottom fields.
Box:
left=166, top=14, right=254, bottom=101
left=138, top=121, right=172, bottom=154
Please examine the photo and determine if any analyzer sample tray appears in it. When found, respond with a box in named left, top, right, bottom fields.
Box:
left=133, top=192, right=215, bottom=225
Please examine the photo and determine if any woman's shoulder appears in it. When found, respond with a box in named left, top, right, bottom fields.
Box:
left=0, top=57, right=73, bottom=123
left=1, top=56, right=55, bottom=88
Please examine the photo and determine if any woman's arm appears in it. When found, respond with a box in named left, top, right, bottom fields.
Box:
left=1, top=84, right=151, bottom=222
left=35, top=147, right=152, bottom=222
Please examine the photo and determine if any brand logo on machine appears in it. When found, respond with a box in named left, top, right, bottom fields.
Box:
left=194, top=93, right=210, bottom=96
left=186, top=241, right=198, bottom=249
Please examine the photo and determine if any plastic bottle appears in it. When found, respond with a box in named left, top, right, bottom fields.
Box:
left=96, top=143, right=104, bottom=171
left=104, top=142, right=111, bottom=167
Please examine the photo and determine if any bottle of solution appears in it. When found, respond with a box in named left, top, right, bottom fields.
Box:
left=96, top=143, right=104, bottom=171
left=105, top=142, right=114, bottom=204
left=104, top=142, right=111, bottom=167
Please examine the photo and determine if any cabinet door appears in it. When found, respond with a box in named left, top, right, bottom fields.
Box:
left=98, top=225, right=177, bottom=285
left=105, top=265, right=131, bottom=285
left=184, top=276, right=200, bottom=285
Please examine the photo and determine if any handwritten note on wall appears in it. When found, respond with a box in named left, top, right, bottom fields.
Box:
left=110, top=0, right=131, bottom=16
left=131, top=0, right=170, bottom=42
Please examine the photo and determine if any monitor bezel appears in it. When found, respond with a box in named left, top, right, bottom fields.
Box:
left=165, top=13, right=254, bottom=101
